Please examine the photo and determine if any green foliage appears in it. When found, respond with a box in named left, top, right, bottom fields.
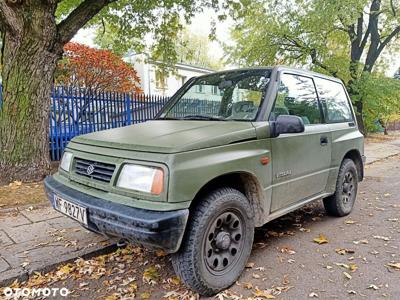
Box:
left=175, top=29, right=224, bottom=70
left=56, top=0, right=219, bottom=68
left=358, top=73, right=400, bottom=132
left=226, top=0, right=400, bottom=132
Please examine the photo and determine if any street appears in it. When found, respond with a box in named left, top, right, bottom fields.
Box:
left=2, top=154, right=399, bottom=300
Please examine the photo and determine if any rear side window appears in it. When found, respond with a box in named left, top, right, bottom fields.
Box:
left=271, top=74, right=321, bottom=125
left=314, top=78, right=353, bottom=123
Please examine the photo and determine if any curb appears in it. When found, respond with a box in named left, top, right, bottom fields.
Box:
left=365, top=153, right=400, bottom=165
left=0, top=242, right=119, bottom=288
left=0, top=203, right=50, bottom=215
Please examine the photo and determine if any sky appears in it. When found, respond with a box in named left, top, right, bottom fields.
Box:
left=73, top=9, right=399, bottom=77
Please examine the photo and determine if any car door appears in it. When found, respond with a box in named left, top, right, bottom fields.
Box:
left=269, top=73, right=332, bottom=212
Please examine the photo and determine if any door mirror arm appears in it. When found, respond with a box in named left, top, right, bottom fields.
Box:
left=270, top=115, right=305, bottom=138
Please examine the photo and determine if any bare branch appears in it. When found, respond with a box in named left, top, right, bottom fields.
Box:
left=57, top=0, right=116, bottom=45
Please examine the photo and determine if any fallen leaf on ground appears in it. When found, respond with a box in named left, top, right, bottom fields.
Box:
left=243, top=282, right=253, bottom=289
left=373, top=235, right=390, bottom=241
left=353, top=239, right=369, bottom=245
left=343, top=272, right=352, bottom=280
left=313, top=234, right=328, bottom=244
left=335, top=248, right=355, bottom=255
left=253, top=288, right=275, bottom=299
left=142, top=266, right=160, bottom=285
left=141, top=291, right=151, bottom=299
left=246, top=262, right=255, bottom=268
left=345, top=220, right=357, bottom=224
left=387, top=263, right=400, bottom=270
left=155, top=249, right=167, bottom=257
left=368, top=284, right=379, bottom=290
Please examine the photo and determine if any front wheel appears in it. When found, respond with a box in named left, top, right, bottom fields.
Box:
left=323, top=158, right=358, bottom=217
left=172, top=187, right=254, bottom=296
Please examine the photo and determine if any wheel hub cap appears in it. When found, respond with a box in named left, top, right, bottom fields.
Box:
left=215, top=232, right=231, bottom=250
left=203, top=210, right=245, bottom=275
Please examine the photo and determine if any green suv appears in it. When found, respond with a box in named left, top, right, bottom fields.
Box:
left=45, top=66, right=365, bottom=296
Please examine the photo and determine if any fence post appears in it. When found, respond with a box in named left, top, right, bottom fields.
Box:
left=126, top=93, right=132, bottom=125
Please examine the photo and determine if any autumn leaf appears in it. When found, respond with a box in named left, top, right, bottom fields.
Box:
left=313, top=234, right=328, bottom=244
left=155, top=249, right=167, bottom=257
left=143, top=266, right=160, bottom=285
left=335, top=248, right=355, bottom=255
left=141, top=291, right=151, bottom=299
left=243, top=282, right=253, bottom=289
left=253, top=288, right=276, bottom=299
left=343, top=272, right=352, bottom=280
left=387, top=262, right=400, bottom=270
left=344, top=220, right=357, bottom=224
left=167, top=276, right=181, bottom=285
left=104, top=294, right=118, bottom=300
left=246, top=262, right=255, bottom=268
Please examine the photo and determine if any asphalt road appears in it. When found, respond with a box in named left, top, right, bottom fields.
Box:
left=6, top=155, right=400, bottom=300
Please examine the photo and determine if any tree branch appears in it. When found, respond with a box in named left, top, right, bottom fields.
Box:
left=310, top=49, right=338, bottom=78
left=390, top=0, right=396, bottom=16
left=57, top=0, right=116, bottom=45
left=378, top=25, right=400, bottom=52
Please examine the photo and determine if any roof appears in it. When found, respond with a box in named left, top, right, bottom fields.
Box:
left=194, top=66, right=342, bottom=83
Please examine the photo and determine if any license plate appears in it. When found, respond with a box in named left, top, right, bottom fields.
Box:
left=54, top=195, right=88, bottom=225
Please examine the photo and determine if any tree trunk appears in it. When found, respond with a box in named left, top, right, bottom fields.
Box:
left=0, top=5, right=62, bottom=184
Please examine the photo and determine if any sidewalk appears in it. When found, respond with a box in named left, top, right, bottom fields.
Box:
left=364, top=137, right=400, bottom=164
left=0, top=206, right=116, bottom=286
left=1, top=136, right=399, bottom=287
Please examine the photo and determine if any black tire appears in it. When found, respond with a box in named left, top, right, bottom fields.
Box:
left=172, top=187, right=254, bottom=296
left=323, top=158, right=358, bottom=217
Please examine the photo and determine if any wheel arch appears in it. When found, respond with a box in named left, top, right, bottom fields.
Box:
left=189, top=172, right=266, bottom=227
left=343, top=149, right=364, bottom=181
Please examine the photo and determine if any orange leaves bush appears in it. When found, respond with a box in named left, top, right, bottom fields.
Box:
left=57, top=43, right=142, bottom=94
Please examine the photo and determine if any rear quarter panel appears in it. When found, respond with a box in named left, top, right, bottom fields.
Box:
left=326, top=123, right=364, bottom=193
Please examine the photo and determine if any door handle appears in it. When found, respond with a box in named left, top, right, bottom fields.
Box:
left=320, top=136, right=328, bottom=146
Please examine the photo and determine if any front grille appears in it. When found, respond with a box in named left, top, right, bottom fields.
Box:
left=74, top=158, right=115, bottom=183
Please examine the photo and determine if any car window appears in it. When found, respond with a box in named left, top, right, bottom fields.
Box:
left=271, top=74, right=321, bottom=125
left=314, top=78, right=354, bottom=123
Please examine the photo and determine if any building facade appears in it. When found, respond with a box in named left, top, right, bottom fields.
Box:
left=125, top=54, right=215, bottom=96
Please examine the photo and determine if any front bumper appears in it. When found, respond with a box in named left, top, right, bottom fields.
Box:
left=44, top=176, right=189, bottom=253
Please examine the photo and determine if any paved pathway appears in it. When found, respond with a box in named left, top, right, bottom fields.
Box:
left=0, top=137, right=399, bottom=287
left=0, top=206, right=116, bottom=286
left=364, top=138, right=400, bottom=164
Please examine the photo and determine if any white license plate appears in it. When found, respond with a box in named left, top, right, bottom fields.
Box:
left=54, top=195, right=88, bottom=225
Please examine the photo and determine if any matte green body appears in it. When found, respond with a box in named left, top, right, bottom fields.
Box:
left=53, top=66, right=364, bottom=227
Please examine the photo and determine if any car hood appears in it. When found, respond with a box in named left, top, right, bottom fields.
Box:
left=71, top=120, right=257, bottom=153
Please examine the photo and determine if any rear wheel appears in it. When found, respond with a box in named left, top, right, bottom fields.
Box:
left=323, top=158, right=358, bottom=217
left=172, top=187, right=254, bottom=296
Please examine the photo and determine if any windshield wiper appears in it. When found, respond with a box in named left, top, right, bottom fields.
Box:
left=181, top=115, right=225, bottom=121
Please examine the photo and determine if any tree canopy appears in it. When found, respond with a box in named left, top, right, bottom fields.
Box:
left=0, top=0, right=218, bottom=183
left=226, top=0, right=400, bottom=132
left=56, top=42, right=142, bottom=93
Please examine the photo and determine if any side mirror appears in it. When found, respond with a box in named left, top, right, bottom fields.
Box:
left=270, top=115, right=305, bottom=138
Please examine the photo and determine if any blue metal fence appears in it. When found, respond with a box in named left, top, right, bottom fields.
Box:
left=0, top=85, right=222, bottom=161
left=48, top=86, right=170, bottom=160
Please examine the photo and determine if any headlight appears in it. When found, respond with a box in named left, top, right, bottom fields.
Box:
left=117, top=164, right=164, bottom=195
left=60, top=152, right=73, bottom=172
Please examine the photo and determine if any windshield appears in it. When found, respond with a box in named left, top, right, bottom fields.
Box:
left=159, top=69, right=271, bottom=121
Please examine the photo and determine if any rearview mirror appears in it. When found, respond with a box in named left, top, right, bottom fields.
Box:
left=270, top=115, right=305, bottom=138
